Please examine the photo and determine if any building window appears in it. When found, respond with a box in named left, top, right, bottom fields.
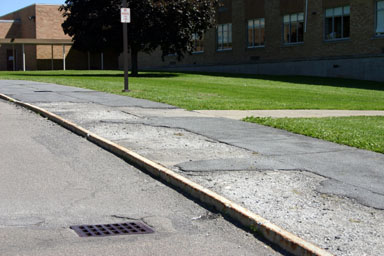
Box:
left=283, top=13, right=304, bottom=44
left=192, top=33, right=204, bottom=53
left=217, top=23, right=232, bottom=50
left=247, top=18, right=265, bottom=48
left=377, top=1, right=384, bottom=35
left=324, top=6, right=350, bottom=40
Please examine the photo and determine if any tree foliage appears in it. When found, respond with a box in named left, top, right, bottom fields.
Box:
left=60, top=0, right=218, bottom=75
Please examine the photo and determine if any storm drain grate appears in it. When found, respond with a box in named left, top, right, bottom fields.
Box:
left=70, top=222, right=154, bottom=237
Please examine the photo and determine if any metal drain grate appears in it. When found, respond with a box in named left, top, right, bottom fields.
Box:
left=70, top=222, right=154, bottom=237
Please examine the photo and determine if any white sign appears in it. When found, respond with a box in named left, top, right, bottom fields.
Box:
left=121, top=8, right=131, bottom=23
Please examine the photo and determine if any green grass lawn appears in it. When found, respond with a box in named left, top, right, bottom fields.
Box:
left=244, top=116, right=384, bottom=154
left=0, top=70, right=383, bottom=110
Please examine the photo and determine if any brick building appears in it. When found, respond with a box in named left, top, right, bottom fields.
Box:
left=0, top=4, right=118, bottom=71
left=132, top=0, right=384, bottom=81
left=1, top=2, right=383, bottom=81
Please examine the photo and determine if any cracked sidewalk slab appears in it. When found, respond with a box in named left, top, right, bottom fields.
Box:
left=1, top=80, right=384, bottom=255
left=318, top=180, right=384, bottom=210
left=177, top=157, right=384, bottom=209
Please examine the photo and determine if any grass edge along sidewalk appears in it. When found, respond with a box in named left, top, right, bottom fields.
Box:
left=0, top=93, right=334, bottom=256
left=244, top=116, right=384, bottom=154
left=0, top=70, right=383, bottom=110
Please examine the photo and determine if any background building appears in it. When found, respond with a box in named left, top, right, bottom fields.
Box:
left=129, top=0, right=384, bottom=81
left=1, top=2, right=383, bottom=81
left=0, top=4, right=118, bottom=71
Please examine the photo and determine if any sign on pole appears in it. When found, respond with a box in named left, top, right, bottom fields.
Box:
left=121, top=8, right=131, bottom=23
left=121, top=3, right=130, bottom=92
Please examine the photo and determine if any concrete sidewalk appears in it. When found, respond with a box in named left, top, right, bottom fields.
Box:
left=1, top=79, right=383, bottom=255
left=195, top=109, right=384, bottom=119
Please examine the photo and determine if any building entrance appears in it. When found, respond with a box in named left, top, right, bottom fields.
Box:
left=6, top=49, right=14, bottom=71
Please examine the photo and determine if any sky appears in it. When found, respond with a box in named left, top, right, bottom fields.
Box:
left=0, top=0, right=65, bottom=17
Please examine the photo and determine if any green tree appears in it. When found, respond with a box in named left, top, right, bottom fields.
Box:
left=60, top=0, right=218, bottom=76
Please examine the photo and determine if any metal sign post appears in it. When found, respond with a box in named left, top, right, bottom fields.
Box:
left=121, top=1, right=130, bottom=92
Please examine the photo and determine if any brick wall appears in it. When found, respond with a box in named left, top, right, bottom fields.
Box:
left=33, top=5, right=118, bottom=70
left=34, top=5, right=73, bottom=69
left=130, top=0, right=384, bottom=72
left=0, top=5, right=37, bottom=70
left=0, top=4, right=108, bottom=70
left=0, top=22, right=20, bottom=38
left=0, top=5, right=37, bottom=38
left=35, top=5, right=69, bottom=40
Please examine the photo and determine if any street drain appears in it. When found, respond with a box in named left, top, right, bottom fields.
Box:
left=34, top=90, right=53, bottom=93
left=70, top=222, right=154, bottom=237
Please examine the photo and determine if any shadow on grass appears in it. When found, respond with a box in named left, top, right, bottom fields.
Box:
left=5, top=73, right=179, bottom=78
left=4, top=69, right=384, bottom=91
left=174, top=71, right=384, bottom=91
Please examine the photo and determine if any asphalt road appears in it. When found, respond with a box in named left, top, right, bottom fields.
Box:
left=0, top=100, right=279, bottom=256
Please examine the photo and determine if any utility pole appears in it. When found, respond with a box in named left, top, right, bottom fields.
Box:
left=122, top=0, right=130, bottom=92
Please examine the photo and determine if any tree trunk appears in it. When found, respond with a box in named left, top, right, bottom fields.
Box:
left=131, top=49, right=138, bottom=77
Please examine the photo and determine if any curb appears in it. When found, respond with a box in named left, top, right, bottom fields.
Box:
left=0, top=93, right=333, bottom=256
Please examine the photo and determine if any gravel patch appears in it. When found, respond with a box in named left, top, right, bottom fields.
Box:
left=185, top=170, right=384, bottom=256
left=88, top=122, right=254, bottom=166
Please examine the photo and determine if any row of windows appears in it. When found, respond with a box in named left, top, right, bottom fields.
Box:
left=192, top=1, right=384, bottom=52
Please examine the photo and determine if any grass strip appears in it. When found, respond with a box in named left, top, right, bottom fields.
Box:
left=243, top=116, right=384, bottom=154
left=1, top=70, right=384, bottom=110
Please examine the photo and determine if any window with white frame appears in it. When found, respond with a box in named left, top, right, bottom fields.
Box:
left=377, top=1, right=384, bottom=35
left=324, top=6, right=350, bottom=40
left=247, top=18, right=265, bottom=47
left=283, top=13, right=304, bottom=44
left=217, top=23, right=232, bottom=50
left=192, top=33, right=204, bottom=53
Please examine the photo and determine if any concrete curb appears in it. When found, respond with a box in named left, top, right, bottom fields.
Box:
left=0, top=93, right=333, bottom=256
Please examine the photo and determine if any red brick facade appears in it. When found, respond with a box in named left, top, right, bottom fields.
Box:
left=130, top=0, right=384, bottom=81
left=0, top=4, right=118, bottom=71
